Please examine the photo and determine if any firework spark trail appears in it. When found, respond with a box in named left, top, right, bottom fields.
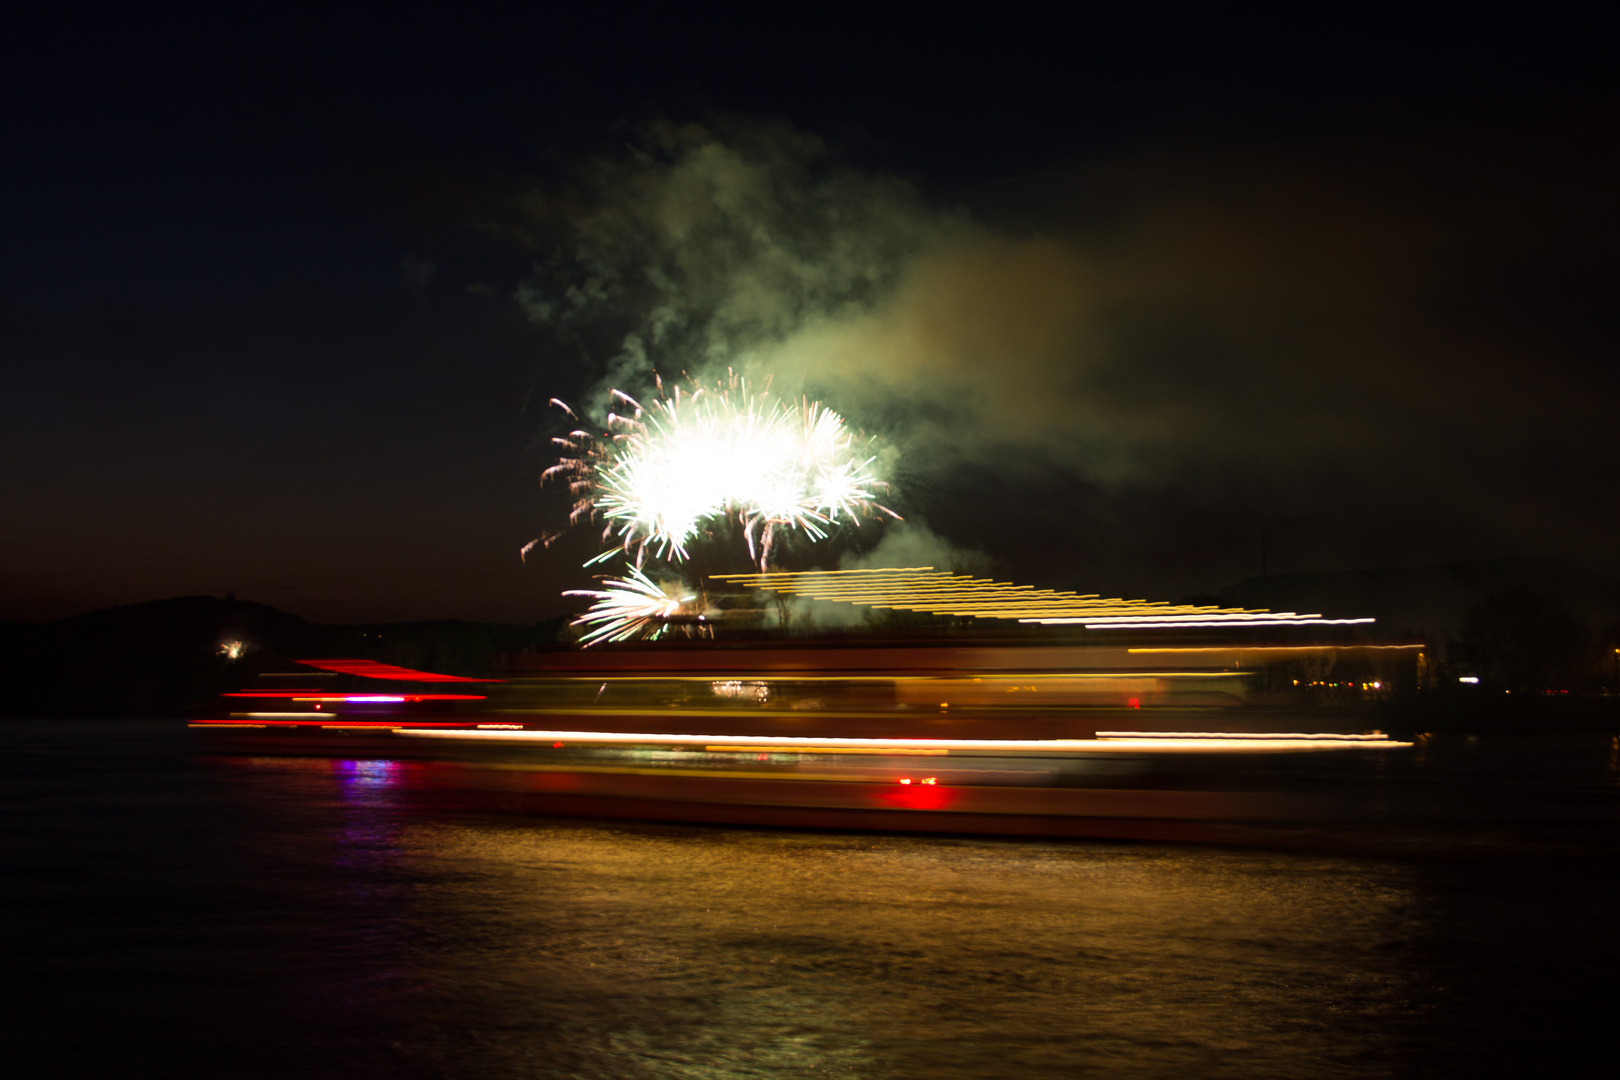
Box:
left=548, top=376, right=897, bottom=570
left=562, top=566, right=707, bottom=647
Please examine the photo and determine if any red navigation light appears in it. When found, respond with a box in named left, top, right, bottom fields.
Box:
left=293, top=659, right=497, bottom=683
left=878, top=780, right=954, bottom=811
left=1128, top=697, right=1140, bottom=709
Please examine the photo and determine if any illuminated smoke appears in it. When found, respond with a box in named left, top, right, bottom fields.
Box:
left=509, top=122, right=1620, bottom=585
left=546, top=374, right=898, bottom=571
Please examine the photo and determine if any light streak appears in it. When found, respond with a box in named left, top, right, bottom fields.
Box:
left=294, top=659, right=493, bottom=683
left=398, top=729, right=1413, bottom=752
left=1072, top=618, right=1377, bottom=628
left=212, top=716, right=482, bottom=728
left=1096, top=731, right=1392, bottom=740
left=703, top=746, right=949, bottom=755
left=231, top=712, right=351, bottom=719
left=714, top=568, right=1374, bottom=627
left=221, top=692, right=485, bottom=701
left=1129, top=645, right=1425, bottom=653
left=548, top=375, right=897, bottom=570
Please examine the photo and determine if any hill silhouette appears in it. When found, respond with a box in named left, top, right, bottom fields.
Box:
left=0, top=596, right=565, bottom=718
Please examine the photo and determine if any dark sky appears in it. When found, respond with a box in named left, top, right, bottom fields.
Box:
left=4, top=4, right=1617, bottom=622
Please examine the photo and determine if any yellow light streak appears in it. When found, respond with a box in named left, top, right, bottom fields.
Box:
left=232, top=712, right=328, bottom=719
left=712, top=567, right=937, bottom=578
left=1067, top=618, right=1375, bottom=628
left=490, top=672, right=1249, bottom=686
left=702, top=746, right=949, bottom=755
left=1129, top=645, right=1425, bottom=653
left=398, top=729, right=1412, bottom=753
left=1096, top=731, right=1392, bottom=741
left=709, top=567, right=1373, bottom=627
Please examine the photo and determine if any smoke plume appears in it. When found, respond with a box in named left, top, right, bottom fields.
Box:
left=507, top=116, right=1620, bottom=591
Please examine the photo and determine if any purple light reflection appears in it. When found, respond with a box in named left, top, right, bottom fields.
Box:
left=333, top=759, right=402, bottom=795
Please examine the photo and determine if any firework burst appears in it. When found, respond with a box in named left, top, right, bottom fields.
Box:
left=546, top=375, right=897, bottom=570
left=562, top=566, right=710, bottom=647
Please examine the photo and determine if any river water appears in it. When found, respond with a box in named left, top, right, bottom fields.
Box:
left=4, top=720, right=1617, bottom=1078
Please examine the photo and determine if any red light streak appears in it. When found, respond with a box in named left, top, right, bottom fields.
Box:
left=222, top=692, right=486, bottom=701
left=292, top=659, right=496, bottom=683
left=196, top=717, right=486, bottom=729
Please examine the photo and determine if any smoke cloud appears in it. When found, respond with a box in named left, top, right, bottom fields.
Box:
left=507, top=117, right=1620, bottom=592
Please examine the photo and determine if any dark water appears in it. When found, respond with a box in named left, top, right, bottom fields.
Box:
left=4, top=721, right=1618, bottom=1079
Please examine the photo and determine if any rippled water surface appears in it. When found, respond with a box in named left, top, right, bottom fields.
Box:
left=4, top=721, right=1617, bottom=1078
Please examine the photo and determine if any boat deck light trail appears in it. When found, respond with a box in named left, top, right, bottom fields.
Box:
left=398, top=729, right=1412, bottom=753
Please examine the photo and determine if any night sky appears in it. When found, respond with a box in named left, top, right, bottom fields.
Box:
left=5, top=5, right=1618, bottom=623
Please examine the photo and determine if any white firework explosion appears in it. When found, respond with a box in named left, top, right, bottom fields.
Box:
left=562, top=565, right=709, bottom=647
left=545, top=375, right=897, bottom=571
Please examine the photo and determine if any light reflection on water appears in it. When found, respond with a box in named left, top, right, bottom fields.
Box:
left=334, top=758, right=403, bottom=794
left=3, top=721, right=1617, bottom=1079
left=358, top=819, right=1425, bottom=1078
left=299, top=753, right=1426, bottom=1077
